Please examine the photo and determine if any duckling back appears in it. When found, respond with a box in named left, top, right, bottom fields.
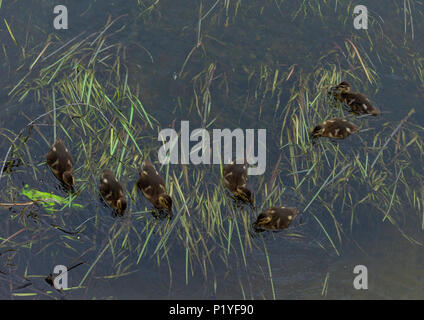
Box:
left=222, top=161, right=248, bottom=193
left=100, top=169, right=127, bottom=215
left=311, top=118, right=358, bottom=139
left=137, top=161, right=171, bottom=211
left=46, top=139, right=74, bottom=187
left=254, top=206, right=299, bottom=231
left=340, top=91, right=380, bottom=116
left=137, top=161, right=166, bottom=195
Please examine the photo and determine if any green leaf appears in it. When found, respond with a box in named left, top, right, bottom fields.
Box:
left=21, top=184, right=83, bottom=213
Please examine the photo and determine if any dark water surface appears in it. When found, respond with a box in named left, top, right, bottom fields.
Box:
left=0, top=0, right=423, bottom=299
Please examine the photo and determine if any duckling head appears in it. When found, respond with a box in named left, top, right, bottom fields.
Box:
left=336, top=81, right=351, bottom=93
left=253, top=213, right=272, bottom=230
left=310, top=125, right=323, bottom=138
left=329, top=81, right=351, bottom=95
left=158, top=194, right=173, bottom=211
left=116, top=198, right=127, bottom=216
left=236, top=186, right=254, bottom=205
left=62, top=171, right=74, bottom=187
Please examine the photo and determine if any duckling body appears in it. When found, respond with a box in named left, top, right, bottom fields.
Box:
left=330, top=81, right=380, bottom=116
left=100, top=169, right=127, bottom=215
left=137, top=160, right=172, bottom=212
left=46, top=139, right=74, bottom=188
left=223, top=160, right=254, bottom=205
left=311, top=118, right=359, bottom=139
left=254, top=206, right=299, bottom=231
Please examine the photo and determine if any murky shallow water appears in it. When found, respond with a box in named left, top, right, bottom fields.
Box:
left=0, top=0, right=423, bottom=299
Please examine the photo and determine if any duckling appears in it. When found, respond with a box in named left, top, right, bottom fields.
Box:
left=223, top=159, right=254, bottom=206
left=253, top=206, right=299, bottom=232
left=137, top=160, right=172, bottom=212
left=99, top=169, right=127, bottom=216
left=329, top=81, right=380, bottom=116
left=311, top=118, right=359, bottom=139
left=46, top=139, right=74, bottom=188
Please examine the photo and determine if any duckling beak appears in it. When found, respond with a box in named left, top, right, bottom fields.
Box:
left=252, top=223, right=262, bottom=233
left=328, top=86, right=338, bottom=95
